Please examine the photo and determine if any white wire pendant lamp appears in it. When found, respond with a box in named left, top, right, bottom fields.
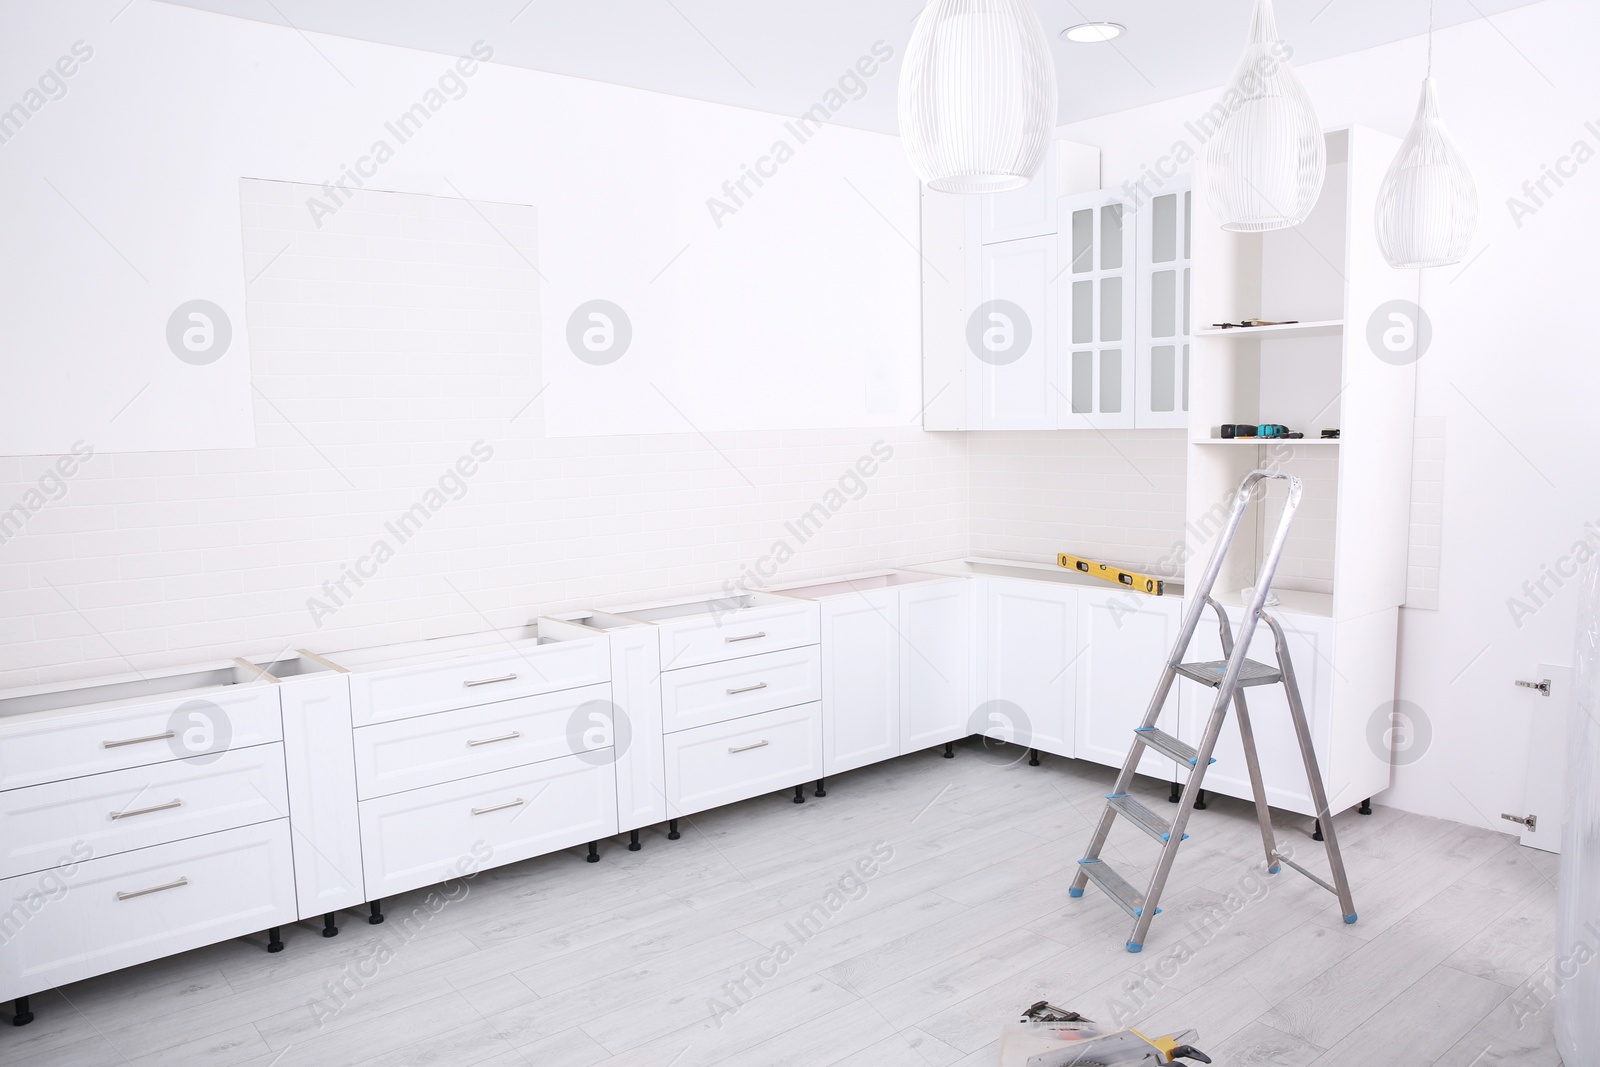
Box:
left=1200, top=0, right=1325, bottom=231
left=898, top=0, right=1059, bottom=194
left=1374, top=1, right=1477, bottom=268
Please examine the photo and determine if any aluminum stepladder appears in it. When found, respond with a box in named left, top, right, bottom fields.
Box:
left=1069, top=469, right=1357, bottom=952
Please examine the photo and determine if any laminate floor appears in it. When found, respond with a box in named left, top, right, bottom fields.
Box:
left=1, top=741, right=1566, bottom=1066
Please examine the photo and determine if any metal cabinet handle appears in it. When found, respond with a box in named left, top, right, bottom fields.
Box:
left=117, top=876, right=189, bottom=901
left=724, top=632, right=766, bottom=644
left=467, top=731, right=522, bottom=747
left=110, top=799, right=182, bottom=821
left=726, top=683, right=768, bottom=696
left=464, top=674, right=518, bottom=688
left=728, top=740, right=770, bottom=754
left=103, top=731, right=175, bottom=749
left=472, top=798, right=525, bottom=816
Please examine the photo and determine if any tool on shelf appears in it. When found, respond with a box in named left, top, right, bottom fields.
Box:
left=1069, top=469, right=1357, bottom=952
left=1057, top=554, right=1166, bottom=596
left=1220, top=424, right=1304, bottom=440
left=1210, top=319, right=1299, bottom=328
left=1000, top=1004, right=1212, bottom=1065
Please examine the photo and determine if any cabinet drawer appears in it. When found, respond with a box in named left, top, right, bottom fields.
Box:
left=654, top=602, right=819, bottom=670
left=0, top=744, right=290, bottom=880
left=0, top=687, right=283, bottom=793
left=0, top=821, right=296, bottom=1004
left=354, top=683, right=613, bottom=799
left=347, top=639, right=610, bottom=727
left=358, top=754, right=618, bottom=900
left=661, top=647, right=820, bottom=733
left=664, top=702, right=822, bottom=818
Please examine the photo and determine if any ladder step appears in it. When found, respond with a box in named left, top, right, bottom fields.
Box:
left=1174, top=659, right=1283, bottom=689
left=1107, top=794, right=1189, bottom=843
left=1076, top=859, right=1159, bottom=918
left=1133, top=727, right=1215, bottom=767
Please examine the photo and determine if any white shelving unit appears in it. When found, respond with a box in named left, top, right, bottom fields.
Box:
left=1183, top=124, right=1415, bottom=814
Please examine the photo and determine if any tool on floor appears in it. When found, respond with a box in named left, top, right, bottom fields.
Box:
left=1069, top=469, right=1357, bottom=952
left=1000, top=1005, right=1211, bottom=1065
left=1057, top=554, right=1166, bottom=597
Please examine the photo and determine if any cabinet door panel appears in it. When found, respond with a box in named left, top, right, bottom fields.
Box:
left=977, top=580, right=1076, bottom=758
left=899, top=580, right=970, bottom=753
left=970, top=236, right=1058, bottom=430
left=1076, top=591, right=1184, bottom=782
left=1057, top=192, right=1136, bottom=429
left=1135, top=182, right=1193, bottom=428
left=820, top=591, right=900, bottom=776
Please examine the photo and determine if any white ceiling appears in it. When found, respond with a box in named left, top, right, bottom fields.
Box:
left=155, top=0, right=1546, bottom=132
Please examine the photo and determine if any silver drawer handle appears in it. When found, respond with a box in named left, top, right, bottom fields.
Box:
left=472, top=798, right=525, bottom=816
left=728, top=740, right=770, bottom=754
left=724, top=632, right=766, bottom=643
left=103, top=731, right=175, bottom=749
left=726, top=683, right=768, bottom=696
left=110, top=799, right=183, bottom=821
left=117, top=876, right=189, bottom=901
left=467, top=731, right=522, bottom=747
left=464, top=673, right=518, bottom=688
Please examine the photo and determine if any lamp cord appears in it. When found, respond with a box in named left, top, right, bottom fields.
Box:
left=1427, top=0, right=1435, bottom=77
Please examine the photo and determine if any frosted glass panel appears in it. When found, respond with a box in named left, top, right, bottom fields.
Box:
left=1071, top=351, right=1093, bottom=413
left=1183, top=344, right=1191, bottom=411
left=1184, top=191, right=1192, bottom=259
left=1072, top=210, right=1093, bottom=273
left=1072, top=281, right=1093, bottom=344
left=1100, top=350, right=1122, bottom=413
left=1101, top=204, right=1123, bottom=270
left=1152, top=195, right=1177, bottom=263
left=1100, top=278, right=1123, bottom=342
left=1152, top=270, right=1177, bottom=338
left=1150, top=345, right=1176, bottom=412
left=1183, top=269, right=1191, bottom=335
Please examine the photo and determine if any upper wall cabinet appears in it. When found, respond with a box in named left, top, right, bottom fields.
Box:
left=969, top=235, right=1059, bottom=430
left=1134, top=181, right=1193, bottom=429
left=1057, top=191, right=1136, bottom=430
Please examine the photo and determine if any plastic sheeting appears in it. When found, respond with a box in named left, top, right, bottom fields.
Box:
left=1557, top=556, right=1600, bottom=1060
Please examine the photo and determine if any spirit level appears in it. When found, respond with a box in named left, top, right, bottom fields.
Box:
left=1057, top=554, right=1165, bottom=596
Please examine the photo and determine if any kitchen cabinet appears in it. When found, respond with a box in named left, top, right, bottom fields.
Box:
left=1134, top=180, right=1193, bottom=428
left=970, top=235, right=1059, bottom=430
left=1075, top=587, right=1186, bottom=781
left=899, top=577, right=971, bottom=753
left=975, top=575, right=1078, bottom=759
left=818, top=587, right=900, bottom=776
left=1057, top=190, right=1137, bottom=429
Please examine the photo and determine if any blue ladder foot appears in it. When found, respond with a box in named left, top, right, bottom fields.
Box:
left=1344, top=913, right=1358, bottom=925
left=1068, top=887, right=1084, bottom=898
left=1125, top=941, right=1143, bottom=953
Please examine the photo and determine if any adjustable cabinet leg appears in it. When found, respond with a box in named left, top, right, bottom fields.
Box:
left=587, top=841, right=600, bottom=863
left=1193, top=788, right=1208, bottom=810
left=628, top=829, right=641, bottom=852
left=1313, top=819, right=1324, bottom=842
left=11, top=996, right=33, bottom=1026
left=814, top=778, right=826, bottom=798
left=267, top=927, right=284, bottom=953
left=369, top=900, right=385, bottom=925
left=792, top=785, right=806, bottom=805
left=668, top=819, right=680, bottom=840
left=1359, top=797, right=1373, bottom=815
left=322, top=912, right=339, bottom=938
left=1169, top=781, right=1182, bottom=804
left=1028, top=748, right=1040, bottom=767
left=944, top=742, right=954, bottom=759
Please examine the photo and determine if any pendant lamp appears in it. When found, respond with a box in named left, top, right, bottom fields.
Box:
left=1200, top=0, right=1325, bottom=231
left=1375, top=2, right=1478, bottom=268
left=898, top=0, right=1058, bottom=194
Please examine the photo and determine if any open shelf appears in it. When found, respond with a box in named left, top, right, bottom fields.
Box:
left=1191, top=438, right=1341, bottom=446
left=1194, top=320, right=1344, bottom=340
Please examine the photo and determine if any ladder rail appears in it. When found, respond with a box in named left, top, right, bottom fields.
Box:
left=1210, top=597, right=1281, bottom=872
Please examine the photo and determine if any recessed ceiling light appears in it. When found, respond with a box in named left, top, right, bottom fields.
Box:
left=1062, top=22, right=1124, bottom=43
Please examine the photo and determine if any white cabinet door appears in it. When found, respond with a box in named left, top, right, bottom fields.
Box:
left=969, top=235, right=1058, bottom=430
left=279, top=673, right=365, bottom=919
left=1057, top=192, right=1136, bottom=429
left=820, top=590, right=900, bottom=776
left=899, top=580, right=971, bottom=753
left=1075, top=590, right=1185, bottom=782
left=981, top=151, right=1057, bottom=243
left=977, top=579, right=1077, bottom=758
left=1179, top=610, right=1334, bottom=816
left=1135, top=181, right=1193, bottom=428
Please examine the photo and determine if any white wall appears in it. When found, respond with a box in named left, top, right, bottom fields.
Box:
left=0, top=1, right=919, bottom=455
left=1053, top=0, right=1600, bottom=830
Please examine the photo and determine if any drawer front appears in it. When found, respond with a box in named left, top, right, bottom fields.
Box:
left=656, top=602, right=819, bottom=670
left=661, top=646, right=820, bottom=733
left=664, top=702, right=823, bottom=818
left=354, top=683, right=613, bottom=800
left=0, top=687, right=284, bottom=793
left=358, top=755, right=618, bottom=900
left=0, top=820, right=296, bottom=1004
left=348, top=639, right=610, bottom=727
left=0, top=744, right=290, bottom=880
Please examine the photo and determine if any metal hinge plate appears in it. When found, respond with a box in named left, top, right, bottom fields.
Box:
left=1515, top=678, right=1552, bottom=696
left=1501, top=812, right=1538, bottom=831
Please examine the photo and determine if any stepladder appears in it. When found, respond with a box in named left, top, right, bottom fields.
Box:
left=1070, top=469, right=1358, bottom=951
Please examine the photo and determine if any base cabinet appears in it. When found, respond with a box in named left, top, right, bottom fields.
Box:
left=976, top=578, right=1077, bottom=758
left=899, top=579, right=972, bottom=752
left=664, top=703, right=824, bottom=814
left=820, top=590, right=901, bottom=776
left=1075, top=589, right=1185, bottom=781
